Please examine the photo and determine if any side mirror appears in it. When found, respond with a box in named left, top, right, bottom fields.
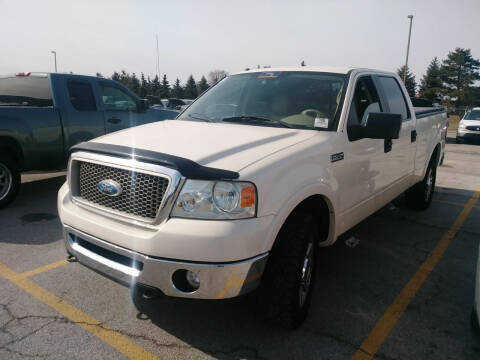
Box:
left=348, top=113, right=402, bottom=141
left=137, top=99, right=149, bottom=112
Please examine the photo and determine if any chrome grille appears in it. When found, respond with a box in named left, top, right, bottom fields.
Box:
left=77, top=161, right=169, bottom=220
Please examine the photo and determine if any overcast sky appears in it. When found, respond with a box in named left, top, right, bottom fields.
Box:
left=1, top=0, right=479, bottom=84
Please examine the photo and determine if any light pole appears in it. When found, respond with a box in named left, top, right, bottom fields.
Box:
left=404, top=15, right=413, bottom=83
left=51, top=51, right=57, bottom=72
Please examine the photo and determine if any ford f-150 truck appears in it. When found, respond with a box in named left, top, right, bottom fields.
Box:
left=58, top=67, right=447, bottom=328
left=0, top=72, right=177, bottom=207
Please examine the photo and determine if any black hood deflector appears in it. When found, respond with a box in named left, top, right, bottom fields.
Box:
left=70, top=142, right=239, bottom=180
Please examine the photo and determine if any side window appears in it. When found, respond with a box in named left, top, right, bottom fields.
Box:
left=377, top=77, right=410, bottom=120
left=348, top=76, right=382, bottom=127
left=67, top=80, right=96, bottom=111
left=100, top=84, right=137, bottom=111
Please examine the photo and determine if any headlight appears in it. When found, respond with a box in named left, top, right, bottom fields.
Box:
left=459, top=123, right=467, bottom=130
left=171, top=180, right=256, bottom=219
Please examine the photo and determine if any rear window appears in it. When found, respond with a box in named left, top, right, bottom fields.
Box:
left=0, top=76, right=53, bottom=107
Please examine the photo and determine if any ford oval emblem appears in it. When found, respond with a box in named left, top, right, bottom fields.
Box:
left=97, top=179, right=122, bottom=197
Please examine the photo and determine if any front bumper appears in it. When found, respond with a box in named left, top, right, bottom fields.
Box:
left=63, top=225, right=268, bottom=299
left=457, top=130, right=480, bottom=141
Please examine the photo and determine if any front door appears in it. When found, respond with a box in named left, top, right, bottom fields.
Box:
left=99, top=82, right=143, bottom=133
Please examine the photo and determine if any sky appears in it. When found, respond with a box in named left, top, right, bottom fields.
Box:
left=1, top=0, right=479, bottom=85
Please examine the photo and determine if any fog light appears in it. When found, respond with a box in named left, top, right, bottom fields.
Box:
left=172, top=269, right=200, bottom=293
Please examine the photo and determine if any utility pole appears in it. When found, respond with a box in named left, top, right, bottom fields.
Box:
left=51, top=51, right=57, bottom=72
left=155, top=34, right=160, bottom=79
left=404, top=15, right=413, bottom=83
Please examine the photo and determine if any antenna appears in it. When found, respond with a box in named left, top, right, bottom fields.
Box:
left=156, top=34, right=160, bottom=78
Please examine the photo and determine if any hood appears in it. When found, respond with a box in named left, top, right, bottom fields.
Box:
left=91, top=120, right=317, bottom=172
left=460, top=119, right=480, bottom=126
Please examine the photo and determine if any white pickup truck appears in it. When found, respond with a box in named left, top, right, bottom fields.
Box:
left=58, top=67, right=447, bottom=328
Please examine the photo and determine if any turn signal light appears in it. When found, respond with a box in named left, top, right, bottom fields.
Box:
left=241, top=185, right=256, bottom=208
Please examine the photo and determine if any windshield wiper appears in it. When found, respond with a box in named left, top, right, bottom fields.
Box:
left=221, top=116, right=292, bottom=128
left=187, top=113, right=213, bottom=122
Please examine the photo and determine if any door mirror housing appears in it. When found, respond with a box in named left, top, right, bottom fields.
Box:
left=137, top=99, right=149, bottom=113
left=348, top=113, right=402, bottom=141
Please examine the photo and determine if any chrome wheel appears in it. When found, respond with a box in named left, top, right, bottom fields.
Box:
left=0, top=163, right=12, bottom=201
left=424, top=168, right=433, bottom=202
left=299, top=242, right=314, bottom=308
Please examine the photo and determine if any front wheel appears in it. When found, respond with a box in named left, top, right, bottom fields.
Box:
left=405, top=157, right=437, bottom=210
left=0, top=154, right=20, bottom=209
left=257, top=213, right=317, bottom=329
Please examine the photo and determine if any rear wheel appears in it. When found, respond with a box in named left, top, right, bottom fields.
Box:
left=0, top=154, right=20, bottom=209
left=257, top=213, right=317, bottom=329
left=406, top=156, right=437, bottom=210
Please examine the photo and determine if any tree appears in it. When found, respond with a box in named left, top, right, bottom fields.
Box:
left=172, top=78, right=184, bottom=98
left=160, top=74, right=170, bottom=99
left=151, top=75, right=161, bottom=97
left=440, top=48, right=480, bottom=106
left=111, top=71, right=121, bottom=82
left=139, top=73, right=148, bottom=98
left=301, top=60, right=306, bottom=67
left=197, top=76, right=209, bottom=95
left=207, top=69, right=228, bottom=86
left=96, top=72, right=104, bottom=78
left=419, top=57, right=443, bottom=103
left=183, top=75, right=198, bottom=99
left=397, top=65, right=417, bottom=98
left=130, top=73, right=140, bottom=95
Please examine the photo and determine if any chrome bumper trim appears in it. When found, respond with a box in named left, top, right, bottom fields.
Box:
left=63, top=225, right=268, bottom=299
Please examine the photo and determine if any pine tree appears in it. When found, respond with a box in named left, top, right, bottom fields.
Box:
left=440, top=48, right=480, bottom=106
left=160, top=74, right=170, bottom=99
left=197, top=76, right=209, bottom=95
left=151, top=75, right=161, bottom=97
left=397, top=65, right=417, bottom=98
left=183, top=75, right=198, bottom=99
left=172, top=78, right=184, bottom=98
left=419, top=57, right=443, bottom=103
left=301, top=60, right=306, bottom=67
left=111, top=71, right=121, bottom=82
left=139, top=73, right=148, bottom=98
left=130, top=73, right=140, bottom=95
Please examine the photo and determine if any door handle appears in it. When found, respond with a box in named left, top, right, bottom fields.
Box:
left=107, top=117, right=121, bottom=124
left=411, top=130, right=417, bottom=143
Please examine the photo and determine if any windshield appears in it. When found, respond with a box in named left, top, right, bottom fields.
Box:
left=465, top=110, right=480, bottom=120
left=178, top=71, right=346, bottom=130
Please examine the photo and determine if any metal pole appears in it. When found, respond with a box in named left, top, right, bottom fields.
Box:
left=156, top=34, right=160, bottom=78
left=404, top=15, right=413, bottom=83
left=51, top=51, right=57, bottom=72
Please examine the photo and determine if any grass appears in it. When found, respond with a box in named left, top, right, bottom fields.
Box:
left=448, top=115, right=460, bottom=130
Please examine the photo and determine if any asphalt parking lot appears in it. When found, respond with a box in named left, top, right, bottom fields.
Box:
left=1, top=132, right=479, bottom=360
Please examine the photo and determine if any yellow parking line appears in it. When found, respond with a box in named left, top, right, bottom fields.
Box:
left=0, top=262, right=160, bottom=360
left=17, top=259, right=69, bottom=279
left=351, top=186, right=480, bottom=360
left=433, top=199, right=480, bottom=209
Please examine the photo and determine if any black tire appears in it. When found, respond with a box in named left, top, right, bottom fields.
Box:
left=472, top=308, right=480, bottom=334
left=405, top=156, right=437, bottom=210
left=257, top=213, right=317, bottom=329
left=455, top=137, right=461, bottom=144
left=0, top=154, right=20, bottom=209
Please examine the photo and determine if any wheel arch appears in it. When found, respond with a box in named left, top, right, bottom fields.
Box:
left=263, top=191, right=337, bottom=254
left=0, top=136, right=24, bottom=169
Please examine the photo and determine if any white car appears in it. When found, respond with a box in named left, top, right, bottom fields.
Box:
left=58, top=67, right=447, bottom=328
left=457, top=107, right=480, bottom=143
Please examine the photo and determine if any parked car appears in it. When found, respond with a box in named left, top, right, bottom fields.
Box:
left=457, top=107, right=480, bottom=143
left=0, top=72, right=178, bottom=207
left=58, top=67, right=447, bottom=329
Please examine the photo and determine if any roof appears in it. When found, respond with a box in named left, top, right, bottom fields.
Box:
left=233, top=66, right=384, bottom=76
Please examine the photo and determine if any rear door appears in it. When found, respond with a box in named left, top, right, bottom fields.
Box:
left=374, top=75, right=416, bottom=186
left=57, top=77, right=105, bottom=151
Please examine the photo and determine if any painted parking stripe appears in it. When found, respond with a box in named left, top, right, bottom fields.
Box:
left=16, top=259, right=69, bottom=279
left=0, top=262, right=160, bottom=360
left=351, top=186, right=480, bottom=360
left=433, top=199, right=480, bottom=209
